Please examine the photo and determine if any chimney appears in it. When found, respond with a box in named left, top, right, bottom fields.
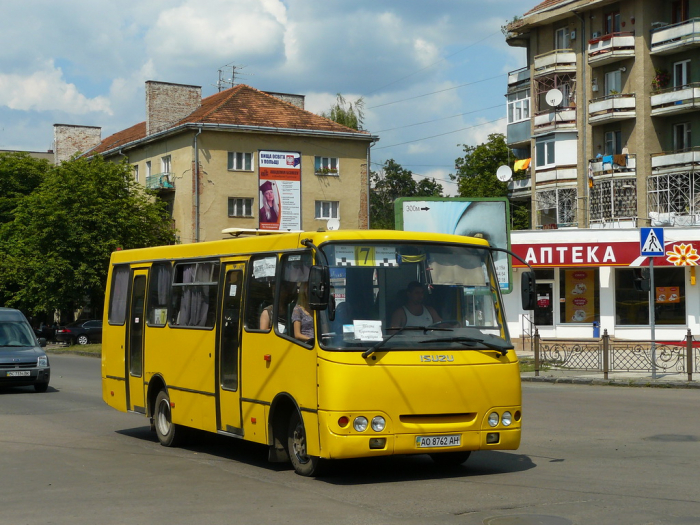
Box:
left=53, top=124, right=102, bottom=164
left=265, top=91, right=305, bottom=110
left=146, top=81, right=201, bottom=136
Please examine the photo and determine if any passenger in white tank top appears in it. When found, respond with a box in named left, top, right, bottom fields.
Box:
left=390, top=281, right=442, bottom=329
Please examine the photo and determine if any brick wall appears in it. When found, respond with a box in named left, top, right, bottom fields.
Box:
left=146, top=81, right=201, bottom=136
left=265, top=91, right=305, bottom=110
left=53, top=124, right=102, bottom=163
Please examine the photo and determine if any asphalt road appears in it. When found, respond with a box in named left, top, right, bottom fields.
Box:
left=1, top=354, right=699, bottom=525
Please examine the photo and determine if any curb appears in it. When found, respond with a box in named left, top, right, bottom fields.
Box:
left=521, top=375, right=700, bottom=389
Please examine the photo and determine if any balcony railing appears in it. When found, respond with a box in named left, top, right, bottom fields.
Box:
left=651, top=146, right=700, bottom=172
left=588, top=153, right=636, bottom=176
left=651, top=18, right=700, bottom=55
left=533, top=49, right=576, bottom=76
left=508, top=66, right=530, bottom=87
left=588, top=93, right=636, bottom=124
left=533, top=108, right=576, bottom=132
left=650, top=83, right=700, bottom=116
left=587, top=32, right=635, bottom=66
left=146, top=172, right=175, bottom=191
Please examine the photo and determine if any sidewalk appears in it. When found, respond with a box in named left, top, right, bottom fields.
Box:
left=518, top=350, right=700, bottom=389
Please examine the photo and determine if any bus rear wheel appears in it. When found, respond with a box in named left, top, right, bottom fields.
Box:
left=154, top=389, right=186, bottom=447
left=287, top=411, right=324, bottom=476
left=429, top=451, right=471, bottom=467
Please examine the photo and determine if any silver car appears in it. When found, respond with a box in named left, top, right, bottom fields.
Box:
left=0, top=308, right=50, bottom=393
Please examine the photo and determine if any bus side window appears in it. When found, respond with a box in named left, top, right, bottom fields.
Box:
left=278, top=253, right=311, bottom=336
left=245, top=255, right=277, bottom=331
left=147, top=262, right=171, bottom=326
left=170, top=261, right=220, bottom=328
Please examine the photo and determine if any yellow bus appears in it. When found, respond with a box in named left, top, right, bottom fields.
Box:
left=102, top=229, right=535, bottom=476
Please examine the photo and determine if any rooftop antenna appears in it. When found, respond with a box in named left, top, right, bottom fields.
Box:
left=214, top=63, right=250, bottom=92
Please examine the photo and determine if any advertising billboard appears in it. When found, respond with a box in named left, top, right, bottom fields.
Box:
left=395, top=197, right=512, bottom=293
left=259, top=150, right=301, bottom=231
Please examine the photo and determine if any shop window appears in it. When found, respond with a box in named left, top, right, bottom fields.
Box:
left=559, top=269, right=599, bottom=324
left=615, top=267, right=685, bottom=326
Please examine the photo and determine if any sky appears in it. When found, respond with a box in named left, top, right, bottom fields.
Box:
left=0, top=0, right=536, bottom=195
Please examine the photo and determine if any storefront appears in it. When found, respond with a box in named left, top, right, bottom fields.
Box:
left=504, top=228, right=700, bottom=342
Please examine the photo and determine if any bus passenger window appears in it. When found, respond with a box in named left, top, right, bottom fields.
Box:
left=170, top=261, right=220, bottom=328
left=108, top=265, right=130, bottom=325
left=147, top=262, right=171, bottom=326
left=245, top=255, right=277, bottom=330
left=280, top=253, right=312, bottom=340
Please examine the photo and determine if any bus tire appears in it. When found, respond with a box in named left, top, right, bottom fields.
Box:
left=287, top=410, right=324, bottom=476
left=154, top=389, right=186, bottom=447
left=429, top=451, right=471, bottom=466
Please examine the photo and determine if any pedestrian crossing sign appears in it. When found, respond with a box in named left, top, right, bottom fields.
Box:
left=640, top=227, right=664, bottom=256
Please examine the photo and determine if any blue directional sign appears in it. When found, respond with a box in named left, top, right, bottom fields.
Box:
left=640, top=227, right=664, bottom=257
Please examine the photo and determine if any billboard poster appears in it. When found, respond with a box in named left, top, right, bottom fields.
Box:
left=396, top=198, right=511, bottom=292
left=259, top=150, right=301, bottom=231
left=564, top=269, right=595, bottom=323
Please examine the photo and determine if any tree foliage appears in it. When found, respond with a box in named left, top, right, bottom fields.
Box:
left=452, top=133, right=530, bottom=230
left=0, top=156, right=177, bottom=315
left=0, top=152, right=49, bottom=224
left=321, top=93, right=365, bottom=130
left=370, top=159, right=443, bottom=229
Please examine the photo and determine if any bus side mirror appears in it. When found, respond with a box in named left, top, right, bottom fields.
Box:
left=308, top=265, right=330, bottom=310
left=521, top=271, right=536, bottom=310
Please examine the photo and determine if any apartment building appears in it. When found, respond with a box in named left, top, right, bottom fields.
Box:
left=500, top=0, right=700, bottom=341
left=54, top=81, right=377, bottom=243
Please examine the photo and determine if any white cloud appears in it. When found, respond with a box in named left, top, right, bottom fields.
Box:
left=0, top=61, right=111, bottom=115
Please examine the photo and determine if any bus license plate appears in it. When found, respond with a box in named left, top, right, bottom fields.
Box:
left=416, top=435, right=461, bottom=448
left=7, top=371, right=31, bottom=377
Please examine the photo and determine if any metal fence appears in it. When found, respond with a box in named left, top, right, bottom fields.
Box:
left=533, top=328, right=698, bottom=381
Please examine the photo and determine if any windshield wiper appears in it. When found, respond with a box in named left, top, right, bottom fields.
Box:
left=419, top=336, right=512, bottom=356
left=362, top=326, right=452, bottom=358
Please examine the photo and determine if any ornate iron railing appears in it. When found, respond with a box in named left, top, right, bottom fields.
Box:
left=533, top=329, right=696, bottom=381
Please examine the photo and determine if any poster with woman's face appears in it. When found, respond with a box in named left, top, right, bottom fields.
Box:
left=258, top=150, right=301, bottom=230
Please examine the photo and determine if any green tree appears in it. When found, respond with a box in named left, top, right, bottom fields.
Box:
left=370, top=159, right=443, bottom=229
left=452, top=133, right=530, bottom=230
left=0, top=152, right=49, bottom=224
left=321, top=93, right=365, bottom=130
left=0, top=156, right=177, bottom=315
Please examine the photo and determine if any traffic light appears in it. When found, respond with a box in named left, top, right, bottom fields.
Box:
left=633, top=268, right=650, bottom=292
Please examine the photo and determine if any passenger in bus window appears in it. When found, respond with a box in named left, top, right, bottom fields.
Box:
left=292, top=282, right=314, bottom=343
left=390, top=281, right=442, bottom=328
left=260, top=281, right=298, bottom=333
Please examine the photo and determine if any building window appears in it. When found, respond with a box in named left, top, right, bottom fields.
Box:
left=648, top=172, right=700, bottom=218
left=535, top=136, right=555, bottom=168
left=673, top=60, right=690, bottom=89
left=672, top=0, right=689, bottom=24
left=507, top=89, right=530, bottom=123
left=315, top=156, right=339, bottom=176
left=537, top=187, right=577, bottom=227
left=228, top=197, right=253, bottom=217
left=555, top=27, right=570, bottom=49
left=161, top=155, right=171, bottom=174
left=604, top=10, right=620, bottom=34
left=133, top=165, right=139, bottom=182
left=605, top=130, right=622, bottom=155
left=590, top=179, right=637, bottom=222
left=228, top=152, right=253, bottom=171
left=605, top=70, right=621, bottom=95
left=315, top=200, right=339, bottom=219
left=673, top=123, right=691, bottom=152
left=146, top=161, right=151, bottom=177
left=615, top=268, right=685, bottom=326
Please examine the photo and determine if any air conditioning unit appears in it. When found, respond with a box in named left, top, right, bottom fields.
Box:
left=592, top=31, right=600, bottom=38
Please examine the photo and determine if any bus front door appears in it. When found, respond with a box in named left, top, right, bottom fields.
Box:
left=217, top=262, right=245, bottom=434
left=126, top=269, right=148, bottom=414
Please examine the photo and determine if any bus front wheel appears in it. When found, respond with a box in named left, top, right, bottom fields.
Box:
left=287, top=411, right=324, bottom=476
left=154, top=389, right=186, bottom=447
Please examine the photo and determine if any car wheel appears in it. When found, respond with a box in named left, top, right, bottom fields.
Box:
left=76, top=334, right=89, bottom=345
left=34, top=381, right=49, bottom=393
left=287, top=410, right=325, bottom=476
left=154, top=389, right=187, bottom=447
left=429, top=451, right=471, bottom=467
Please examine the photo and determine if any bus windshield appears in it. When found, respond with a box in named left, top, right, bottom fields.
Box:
left=318, top=241, right=510, bottom=351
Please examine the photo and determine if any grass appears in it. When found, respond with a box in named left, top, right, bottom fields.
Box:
left=47, top=343, right=101, bottom=357
left=519, top=358, right=550, bottom=373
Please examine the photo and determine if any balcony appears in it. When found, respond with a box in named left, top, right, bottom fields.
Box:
left=651, top=147, right=700, bottom=174
left=587, top=33, right=635, bottom=66
left=588, top=94, right=636, bottom=124
left=508, top=66, right=530, bottom=88
left=533, top=49, right=576, bottom=77
left=533, top=108, right=576, bottom=133
left=588, top=153, right=637, bottom=176
left=146, top=172, right=175, bottom=191
left=507, top=120, right=531, bottom=147
left=650, top=18, right=700, bottom=55
left=650, top=83, right=700, bottom=116
left=508, top=176, right=532, bottom=199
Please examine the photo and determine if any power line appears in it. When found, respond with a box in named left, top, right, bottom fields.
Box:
left=364, top=31, right=501, bottom=96
left=373, top=116, right=506, bottom=150
left=374, top=103, right=504, bottom=133
left=368, top=75, right=502, bottom=109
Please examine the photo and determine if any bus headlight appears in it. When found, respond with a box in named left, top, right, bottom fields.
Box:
left=502, top=411, right=512, bottom=427
left=488, top=412, right=499, bottom=427
left=371, top=416, right=385, bottom=432
left=353, top=416, right=368, bottom=432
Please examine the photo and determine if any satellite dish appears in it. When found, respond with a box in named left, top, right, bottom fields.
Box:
left=326, top=218, right=340, bottom=231
left=546, top=88, right=563, bottom=107
left=496, top=165, right=513, bottom=182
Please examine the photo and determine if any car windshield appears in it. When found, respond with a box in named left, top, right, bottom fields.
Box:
left=0, top=320, right=36, bottom=348
left=318, top=241, right=510, bottom=352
